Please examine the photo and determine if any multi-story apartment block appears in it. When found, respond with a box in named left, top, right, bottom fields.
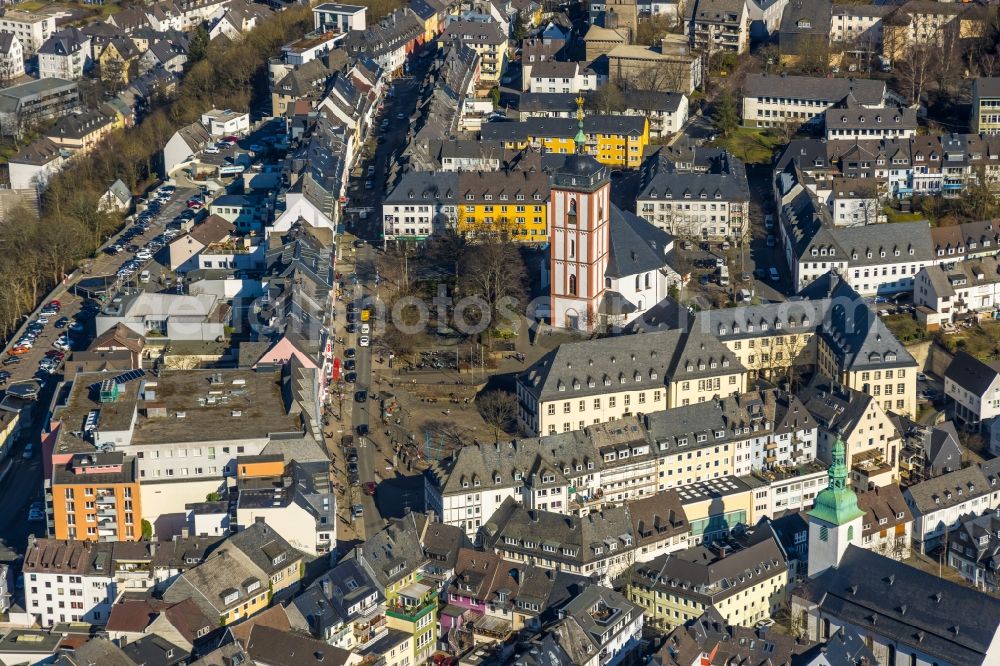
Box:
left=627, top=524, right=788, bottom=631
left=23, top=538, right=118, bottom=627
left=903, top=461, right=1000, bottom=554
left=480, top=115, right=650, bottom=169
left=972, top=77, right=1000, bottom=135
left=37, top=28, right=90, bottom=80
left=0, top=77, right=80, bottom=138
left=636, top=150, right=750, bottom=241
left=455, top=169, right=549, bottom=241
left=515, top=326, right=745, bottom=436
left=50, top=451, right=142, bottom=542
left=824, top=96, right=917, bottom=142
left=526, top=60, right=597, bottom=94
left=429, top=388, right=816, bottom=539
left=439, top=18, right=506, bottom=87
left=684, top=0, right=749, bottom=55
left=829, top=4, right=891, bottom=50
left=47, top=367, right=327, bottom=540
left=948, top=510, right=1000, bottom=594
left=287, top=559, right=386, bottom=651
left=0, top=10, right=56, bottom=55
left=943, top=351, right=1000, bottom=431
left=800, top=378, right=902, bottom=488
left=382, top=171, right=458, bottom=243
left=162, top=520, right=304, bottom=625
left=742, top=74, right=888, bottom=129
left=776, top=132, right=1000, bottom=201
left=233, top=456, right=337, bottom=556
left=482, top=497, right=636, bottom=584
left=0, top=33, right=24, bottom=80
left=696, top=276, right=918, bottom=418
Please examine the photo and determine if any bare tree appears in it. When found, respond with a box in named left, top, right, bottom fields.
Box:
left=477, top=390, right=518, bottom=442
left=457, top=231, right=528, bottom=347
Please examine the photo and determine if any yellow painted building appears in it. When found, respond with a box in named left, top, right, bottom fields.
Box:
left=627, top=524, right=788, bottom=631
left=480, top=115, right=649, bottom=168
left=456, top=169, right=549, bottom=241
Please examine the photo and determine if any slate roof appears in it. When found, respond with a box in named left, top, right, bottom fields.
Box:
left=632, top=526, right=787, bottom=605
left=798, top=272, right=918, bottom=371
left=482, top=497, right=635, bottom=567
left=637, top=150, right=749, bottom=202
left=353, top=514, right=429, bottom=589
left=480, top=115, right=647, bottom=141
left=383, top=170, right=458, bottom=205
left=904, top=464, right=993, bottom=515
left=517, top=326, right=741, bottom=401
left=242, top=624, right=352, bottom=666
left=744, top=74, right=885, bottom=106
left=560, top=585, right=642, bottom=654
left=605, top=205, right=673, bottom=279
left=289, top=558, right=383, bottom=636
left=945, top=351, right=1000, bottom=397
left=39, top=27, right=88, bottom=56
left=855, top=484, right=911, bottom=539
left=658, top=607, right=808, bottom=666
left=121, top=634, right=189, bottom=666
left=798, top=546, right=1000, bottom=666
left=441, top=18, right=507, bottom=45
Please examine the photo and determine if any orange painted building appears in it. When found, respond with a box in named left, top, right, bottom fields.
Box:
left=235, top=454, right=285, bottom=479
left=51, top=451, right=142, bottom=542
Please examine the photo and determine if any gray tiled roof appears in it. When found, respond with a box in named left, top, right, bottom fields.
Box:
left=945, top=351, right=1000, bottom=396
left=744, top=73, right=885, bottom=106
left=605, top=206, right=674, bottom=278
left=903, top=464, right=993, bottom=515
left=482, top=497, right=635, bottom=566
left=383, top=171, right=459, bottom=205
left=799, top=546, right=1000, bottom=666
left=517, top=326, right=740, bottom=401
left=633, top=525, right=787, bottom=604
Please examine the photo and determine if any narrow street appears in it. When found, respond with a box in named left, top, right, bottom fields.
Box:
left=334, top=58, right=434, bottom=543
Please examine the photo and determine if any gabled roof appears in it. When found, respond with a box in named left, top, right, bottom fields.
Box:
left=605, top=205, right=673, bottom=279
left=945, top=351, right=1000, bottom=396
left=798, top=546, right=1000, bottom=666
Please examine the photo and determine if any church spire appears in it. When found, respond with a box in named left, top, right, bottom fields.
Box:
left=574, top=95, right=587, bottom=149
left=808, top=435, right=864, bottom=526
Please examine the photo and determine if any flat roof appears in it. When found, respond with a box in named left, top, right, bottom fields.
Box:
left=675, top=476, right=752, bottom=505
left=314, top=3, right=366, bottom=12
left=53, top=368, right=304, bottom=454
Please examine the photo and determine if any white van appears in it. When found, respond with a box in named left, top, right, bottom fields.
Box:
left=139, top=270, right=150, bottom=283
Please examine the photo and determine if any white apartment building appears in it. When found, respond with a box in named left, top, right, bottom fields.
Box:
left=915, top=257, right=1000, bottom=328
left=382, top=171, right=458, bottom=242
left=37, top=29, right=90, bottom=81
left=943, top=351, right=1000, bottom=431
left=527, top=60, right=597, bottom=94
left=0, top=33, right=24, bottom=80
left=0, top=10, right=55, bottom=55
left=428, top=389, right=818, bottom=539
left=636, top=152, right=750, bottom=241
left=903, top=462, right=1000, bottom=554
left=742, top=74, right=888, bottom=129
left=23, top=539, right=117, bottom=627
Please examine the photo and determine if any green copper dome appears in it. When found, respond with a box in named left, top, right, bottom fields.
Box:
left=808, top=437, right=864, bottom=526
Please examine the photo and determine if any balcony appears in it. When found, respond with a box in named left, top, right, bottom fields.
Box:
left=386, top=582, right=436, bottom=622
